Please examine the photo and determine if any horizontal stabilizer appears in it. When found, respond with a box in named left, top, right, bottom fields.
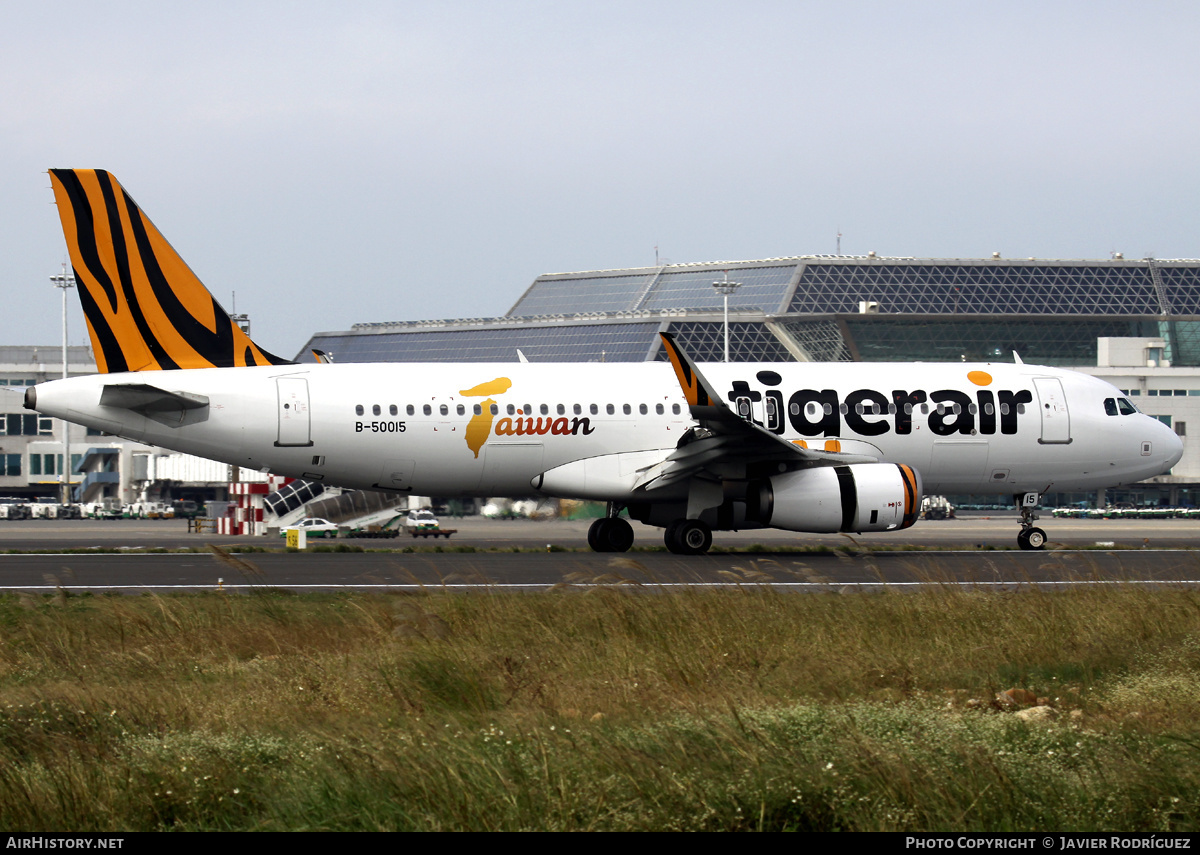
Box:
left=99, top=383, right=209, bottom=427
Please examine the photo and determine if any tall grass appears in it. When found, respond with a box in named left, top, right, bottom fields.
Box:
left=0, top=567, right=1199, bottom=829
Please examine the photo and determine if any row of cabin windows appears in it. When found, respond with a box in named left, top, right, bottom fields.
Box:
left=795, top=401, right=1027, bottom=417
left=354, top=403, right=685, bottom=417
left=352, top=400, right=1041, bottom=419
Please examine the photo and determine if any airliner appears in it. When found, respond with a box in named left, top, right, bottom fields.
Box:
left=26, top=169, right=1183, bottom=553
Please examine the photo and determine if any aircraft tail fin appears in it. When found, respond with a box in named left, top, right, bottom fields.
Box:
left=48, top=169, right=293, bottom=373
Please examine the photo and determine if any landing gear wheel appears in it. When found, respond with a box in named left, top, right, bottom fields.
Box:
left=1017, top=527, right=1047, bottom=550
left=603, top=518, right=634, bottom=552
left=587, top=518, right=606, bottom=551
left=664, top=519, right=712, bottom=555
left=587, top=517, right=634, bottom=552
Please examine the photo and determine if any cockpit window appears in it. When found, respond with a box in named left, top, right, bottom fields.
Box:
left=1104, top=398, right=1118, bottom=416
left=1118, top=397, right=1139, bottom=415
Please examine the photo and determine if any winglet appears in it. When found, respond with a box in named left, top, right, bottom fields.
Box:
left=48, top=169, right=293, bottom=373
left=659, top=332, right=724, bottom=409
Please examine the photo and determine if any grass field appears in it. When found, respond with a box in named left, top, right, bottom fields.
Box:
left=2, top=556, right=1199, bottom=831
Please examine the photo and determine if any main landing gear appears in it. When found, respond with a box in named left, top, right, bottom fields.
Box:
left=664, top=518, right=712, bottom=555
left=1016, top=492, right=1047, bottom=551
left=585, top=506, right=715, bottom=556
left=587, top=503, right=634, bottom=552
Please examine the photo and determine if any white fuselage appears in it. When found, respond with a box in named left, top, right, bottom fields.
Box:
left=30, top=360, right=1182, bottom=501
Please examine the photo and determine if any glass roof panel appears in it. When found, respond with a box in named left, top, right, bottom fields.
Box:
left=651, top=321, right=794, bottom=362
left=639, top=266, right=796, bottom=312
left=508, top=274, right=652, bottom=315
left=789, top=264, right=1160, bottom=314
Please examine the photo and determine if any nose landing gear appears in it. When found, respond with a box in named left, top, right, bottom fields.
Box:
left=1015, top=492, right=1047, bottom=550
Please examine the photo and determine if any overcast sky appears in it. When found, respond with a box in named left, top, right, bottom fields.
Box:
left=2, top=0, right=1197, bottom=359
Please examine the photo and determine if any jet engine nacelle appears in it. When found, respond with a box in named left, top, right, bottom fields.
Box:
left=747, top=463, right=922, bottom=534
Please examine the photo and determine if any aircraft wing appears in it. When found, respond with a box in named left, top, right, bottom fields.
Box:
left=640, top=333, right=877, bottom=491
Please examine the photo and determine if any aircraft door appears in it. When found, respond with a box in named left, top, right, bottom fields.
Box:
left=1033, top=378, right=1071, bottom=444
left=482, top=442, right=544, bottom=495
left=275, top=378, right=312, bottom=447
left=929, top=440, right=990, bottom=492
left=375, top=459, right=416, bottom=492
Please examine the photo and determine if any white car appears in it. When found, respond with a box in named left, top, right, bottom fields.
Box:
left=404, top=509, right=440, bottom=531
left=282, top=518, right=340, bottom=538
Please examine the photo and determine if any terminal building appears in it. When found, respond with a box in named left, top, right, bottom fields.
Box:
left=299, top=255, right=1200, bottom=508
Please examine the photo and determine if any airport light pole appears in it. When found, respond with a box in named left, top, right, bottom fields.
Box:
left=50, top=263, right=75, bottom=506
left=712, top=274, right=742, bottom=363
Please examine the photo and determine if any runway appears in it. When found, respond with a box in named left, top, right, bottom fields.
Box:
left=1, top=515, right=1198, bottom=592
left=3, top=513, right=1200, bottom=550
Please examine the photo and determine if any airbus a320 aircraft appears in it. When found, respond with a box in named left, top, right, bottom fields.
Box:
left=27, top=169, right=1183, bottom=553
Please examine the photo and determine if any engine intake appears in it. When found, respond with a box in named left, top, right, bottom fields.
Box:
left=747, top=463, right=922, bottom=533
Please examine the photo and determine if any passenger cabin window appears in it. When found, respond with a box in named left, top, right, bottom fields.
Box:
left=372, top=404, right=381, bottom=416
left=591, top=404, right=599, bottom=415
left=439, top=405, right=448, bottom=416
left=540, top=404, right=549, bottom=415
left=573, top=404, right=582, bottom=415
left=557, top=404, right=566, bottom=415
left=406, top=405, right=415, bottom=416
left=623, top=404, right=632, bottom=415
left=655, top=403, right=664, bottom=415
left=507, top=404, right=516, bottom=415
left=672, top=404, right=681, bottom=415
left=490, top=404, right=499, bottom=415
left=473, top=404, right=482, bottom=415
left=423, top=405, right=432, bottom=416
left=457, top=404, right=465, bottom=416
left=355, top=405, right=364, bottom=416
left=389, top=405, right=398, bottom=416
left=639, top=404, right=647, bottom=415
left=606, top=404, right=615, bottom=415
